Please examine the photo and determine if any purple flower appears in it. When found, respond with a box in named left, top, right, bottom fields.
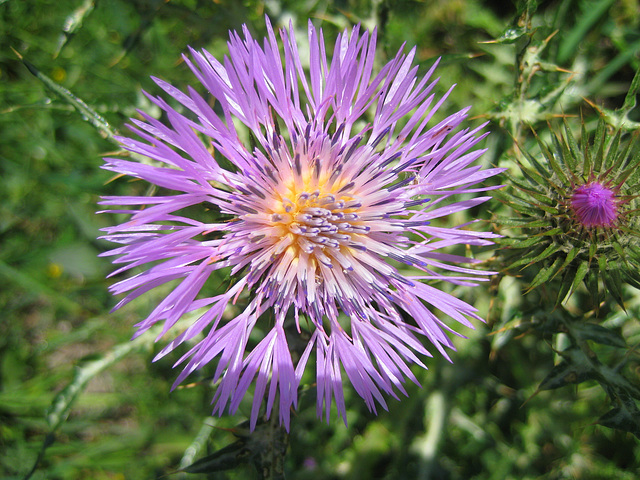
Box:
left=100, top=18, right=501, bottom=430
left=571, top=182, right=619, bottom=227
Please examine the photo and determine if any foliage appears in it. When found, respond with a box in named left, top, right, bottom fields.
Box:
left=1, top=0, right=639, bottom=479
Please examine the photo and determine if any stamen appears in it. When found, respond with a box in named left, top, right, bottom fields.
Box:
left=298, top=191, right=309, bottom=201
left=282, top=198, right=295, bottom=212
left=320, top=194, right=336, bottom=205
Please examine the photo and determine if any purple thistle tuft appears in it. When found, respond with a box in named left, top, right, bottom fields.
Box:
left=100, top=18, right=502, bottom=430
left=571, top=182, right=619, bottom=227
left=495, top=118, right=640, bottom=308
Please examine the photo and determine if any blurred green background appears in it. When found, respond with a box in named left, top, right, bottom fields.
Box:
left=1, top=0, right=640, bottom=479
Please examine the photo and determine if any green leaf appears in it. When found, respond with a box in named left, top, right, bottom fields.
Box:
left=181, top=419, right=289, bottom=477
left=602, top=268, right=625, bottom=310
left=571, top=260, right=590, bottom=293
left=54, top=0, right=96, bottom=58
left=619, top=64, right=640, bottom=119
left=582, top=120, right=592, bottom=175
left=538, top=358, right=594, bottom=391
left=603, top=128, right=622, bottom=170
left=592, top=118, right=607, bottom=173
left=509, top=177, right=555, bottom=205
left=497, top=236, right=529, bottom=246
left=547, top=137, right=570, bottom=184
left=528, top=256, right=564, bottom=290
left=538, top=227, right=564, bottom=236
left=562, top=121, right=580, bottom=171
left=559, top=246, right=579, bottom=270
left=527, top=150, right=555, bottom=181
left=508, top=244, right=548, bottom=268
left=23, top=326, right=162, bottom=480
left=612, top=144, right=640, bottom=186
left=503, top=195, right=543, bottom=216
left=557, top=266, right=576, bottom=304
left=586, top=268, right=601, bottom=307
left=491, top=26, right=528, bottom=44
left=181, top=440, right=250, bottom=473
left=537, top=204, right=560, bottom=215
left=519, top=161, right=552, bottom=186
left=46, top=332, right=158, bottom=432
left=570, top=322, right=626, bottom=348
left=498, top=217, right=553, bottom=229
left=16, top=51, right=116, bottom=141
left=527, top=241, right=562, bottom=262
left=556, top=0, right=616, bottom=64
left=509, top=237, right=561, bottom=268
left=597, top=394, right=640, bottom=439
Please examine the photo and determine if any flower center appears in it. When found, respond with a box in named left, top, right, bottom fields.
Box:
left=570, top=182, right=618, bottom=227
left=269, top=188, right=367, bottom=268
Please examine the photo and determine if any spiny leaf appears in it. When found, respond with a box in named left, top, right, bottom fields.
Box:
left=497, top=236, right=529, bottom=246
left=496, top=217, right=552, bottom=228
left=620, top=64, right=640, bottom=119
left=538, top=227, right=564, bottom=237
left=537, top=204, right=560, bottom=215
left=528, top=256, right=564, bottom=290
left=582, top=120, right=592, bottom=176
left=571, top=260, right=590, bottom=294
left=601, top=264, right=625, bottom=310
left=592, top=118, right=607, bottom=173
left=181, top=440, right=250, bottom=473
left=509, top=241, right=562, bottom=270
left=597, top=394, right=640, bottom=439
left=622, top=267, right=640, bottom=290
left=521, top=143, right=554, bottom=180
left=513, top=187, right=557, bottom=207
left=556, top=266, right=576, bottom=304
left=603, top=128, right=623, bottom=170
left=586, top=268, right=600, bottom=308
left=547, top=137, right=570, bottom=184
left=612, top=241, right=627, bottom=264
left=558, top=246, right=579, bottom=271
left=508, top=244, right=548, bottom=268
left=562, top=121, right=580, bottom=171
left=506, top=248, right=547, bottom=269
left=612, top=143, right=640, bottom=186
left=507, top=183, right=547, bottom=204
left=504, top=196, right=545, bottom=216
left=181, top=419, right=288, bottom=477
left=519, top=160, right=552, bottom=186
left=569, top=322, right=626, bottom=348
left=489, top=25, right=529, bottom=44
left=538, top=359, right=594, bottom=391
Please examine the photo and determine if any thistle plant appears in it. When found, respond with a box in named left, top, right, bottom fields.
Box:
left=496, top=118, right=640, bottom=308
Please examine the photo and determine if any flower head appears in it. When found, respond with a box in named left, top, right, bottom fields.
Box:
left=497, top=120, right=640, bottom=307
left=100, top=18, right=501, bottom=429
left=571, top=182, right=619, bottom=227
